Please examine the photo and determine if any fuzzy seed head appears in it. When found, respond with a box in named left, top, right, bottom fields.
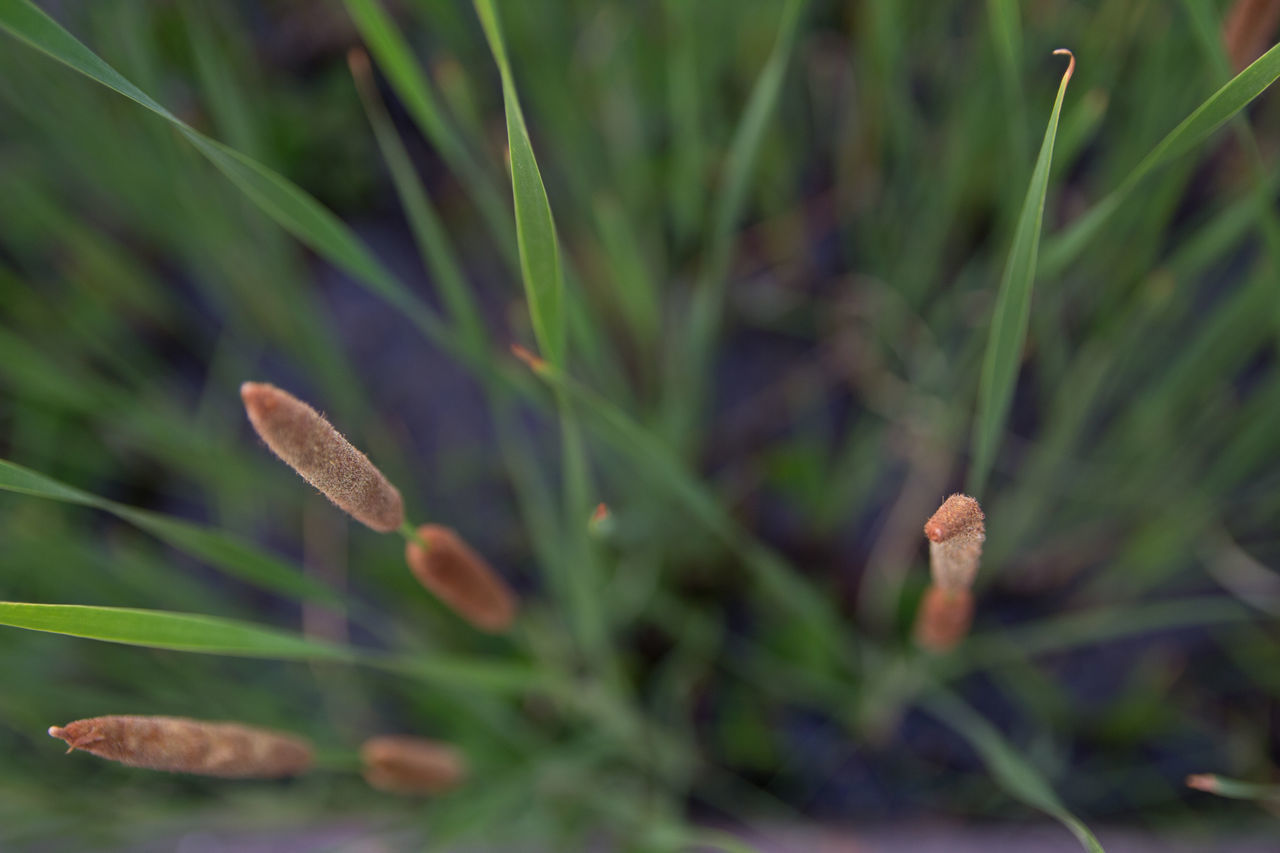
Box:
left=361, top=735, right=467, bottom=795
left=913, top=585, right=974, bottom=652
left=405, top=525, right=517, bottom=633
left=924, top=493, right=985, bottom=591
left=49, top=715, right=313, bottom=778
left=241, top=382, right=403, bottom=532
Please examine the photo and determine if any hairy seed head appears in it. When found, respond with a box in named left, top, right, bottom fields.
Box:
left=405, top=525, right=517, bottom=633
left=924, top=493, right=985, bottom=591
left=48, top=715, right=313, bottom=778
left=913, top=585, right=974, bottom=652
left=241, top=382, right=403, bottom=532
left=361, top=735, right=467, bottom=795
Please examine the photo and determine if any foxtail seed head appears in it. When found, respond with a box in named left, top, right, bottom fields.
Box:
left=241, top=382, right=403, bottom=532
left=48, top=715, right=313, bottom=778
left=405, top=525, right=517, bottom=633
left=913, top=585, right=974, bottom=652
left=361, top=735, right=467, bottom=795
left=924, top=493, right=985, bottom=591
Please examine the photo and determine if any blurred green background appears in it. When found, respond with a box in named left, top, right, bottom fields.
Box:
left=1, top=0, right=1279, bottom=850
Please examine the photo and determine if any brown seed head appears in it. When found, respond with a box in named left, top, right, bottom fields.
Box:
left=924, top=494, right=985, bottom=591
left=360, top=735, right=467, bottom=795
left=405, top=525, right=517, bottom=632
left=913, top=585, right=974, bottom=653
left=241, top=382, right=403, bottom=532
left=48, top=715, right=313, bottom=778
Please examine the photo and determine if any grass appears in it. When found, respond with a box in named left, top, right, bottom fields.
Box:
left=0, top=0, right=1279, bottom=850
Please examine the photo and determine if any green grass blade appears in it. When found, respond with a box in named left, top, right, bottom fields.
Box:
left=0, top=459, right=340, bottom=606
left=342, top=0, right=514, bottom=263
left=922, top=689, right=1105, bottom=853
left=473, top=0, right=566, bottom=367
left=968, top=51, right=1075, bottom=497
left=0, top=0, right=459, bottom=361
left=1043, top=41, right=1280, bottom=274
left=0, top=601, right=354, bottom=661
left=349, top=50, right=490, bottom=361
left=670, top=0, right=806, bottom=443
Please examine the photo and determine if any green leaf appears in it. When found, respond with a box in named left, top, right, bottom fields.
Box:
left=969, top=51, right=1075, bottom=497
left=0, top=0, right=457, bottom=360
left=473, top=0, right=566, bottom=367
left=922, top=689, right=1105, bottom=853
left=0, top=459, right=340, bottom=606
left=0, top=601, right=354, bottom=661
left=1043, top=41, right=1280, bottom=274
left=349, top=49, right=490, bottom=361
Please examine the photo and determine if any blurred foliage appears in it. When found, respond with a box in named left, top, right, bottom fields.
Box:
left=1, top=0, right=1279, bottom=849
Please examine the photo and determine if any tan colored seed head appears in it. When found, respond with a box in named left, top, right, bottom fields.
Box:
left=924, top=493, right=985, bottom=591
left=360, top=735, right=467, bottom=795
left=241, top=382, right=403, bottom=532
left=913, top=586, right=974, bottom=652
left=405, top=525, right=517, bottom=633
left=48, top=715, right=313, bottom=778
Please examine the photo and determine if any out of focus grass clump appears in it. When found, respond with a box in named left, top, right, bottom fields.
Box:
left=1, top=1, right=1279, bottom=850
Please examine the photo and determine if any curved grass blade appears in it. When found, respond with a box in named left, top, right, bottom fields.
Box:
left=1043, top=40, right=1280, bottom=274
left=968, top=51, right=1075, bottom=497
left=0, top=0, right=464, bottom=365
left=349, top=49, right=489, bottom=362
left=0, top=459, right=340, bottom=606
left=342, top=0, right=514, bottom=264
left=473, top=0, right=565, bottom=368
left=0, top=601, right=354, bottom=661
left=669, top=0, right=807, bottom=443
left=922, top=688, right=1105, bottom=853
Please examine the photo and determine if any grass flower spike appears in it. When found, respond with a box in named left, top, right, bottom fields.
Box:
left=361, top=735, right=467, bottom=795
left=915, top=494, right=985, bottom=651
left=241, top=382, right=404, bottom=532
left=405, top=525, right=517, bottom=632
left=49, top=715, right=313, bottom=778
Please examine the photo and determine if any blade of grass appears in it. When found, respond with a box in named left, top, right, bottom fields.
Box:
left=472, top=0, right=608, bottom=679
left=348, top=49, right=490, bottom=362
left=341, top=0, right=516, bottom=265
left=969, top=50, right=1075, bottom=498
left=666, top=0, right=807, bottom=448
left=0, top=458, right=340, bottom=606
left=472, top=0, right=565, bottom=368
left=0, top=601, right=354, bottom=661
left=1042, top=40, right=1280, bottom=275
left=0, top=0, right=489, bottom=376
left=921, top=688, right=1105, bottom=853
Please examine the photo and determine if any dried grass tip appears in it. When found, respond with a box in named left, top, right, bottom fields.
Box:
left=405, top=525, right=517, bottom=633
left=924, top=493, right=985, bottom=591
left=48, top=715, right=313, bottom=778
left=1185, top=773, right=1220, bottom=793
left=361, top=735, right=467, bottom=795
left=241, top=382, right=403, bottom=532
left=913, top=585, right=974, bottom=653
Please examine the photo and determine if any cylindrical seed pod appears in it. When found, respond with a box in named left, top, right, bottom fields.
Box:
left=241, top=382, right=403, bottom=532
left=915, top=494, right=985, bottom=652
left=405, top=525, right=517, bottom=633
left=48, top=716, right=313, bottom=778
left=913, top=586, right=974, bottom=652
left=360, top=735, right=467, bottom=795
left=923, top=493, right=985, bottom=591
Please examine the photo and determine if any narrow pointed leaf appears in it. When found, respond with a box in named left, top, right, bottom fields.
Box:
left=922, top=689, right=1105, bottom=853
left=1043, top=41, right=1280, bottom=274
left=0, top=459, right=339, bottom=605
left=969, top=52, right=1075, bottom=497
